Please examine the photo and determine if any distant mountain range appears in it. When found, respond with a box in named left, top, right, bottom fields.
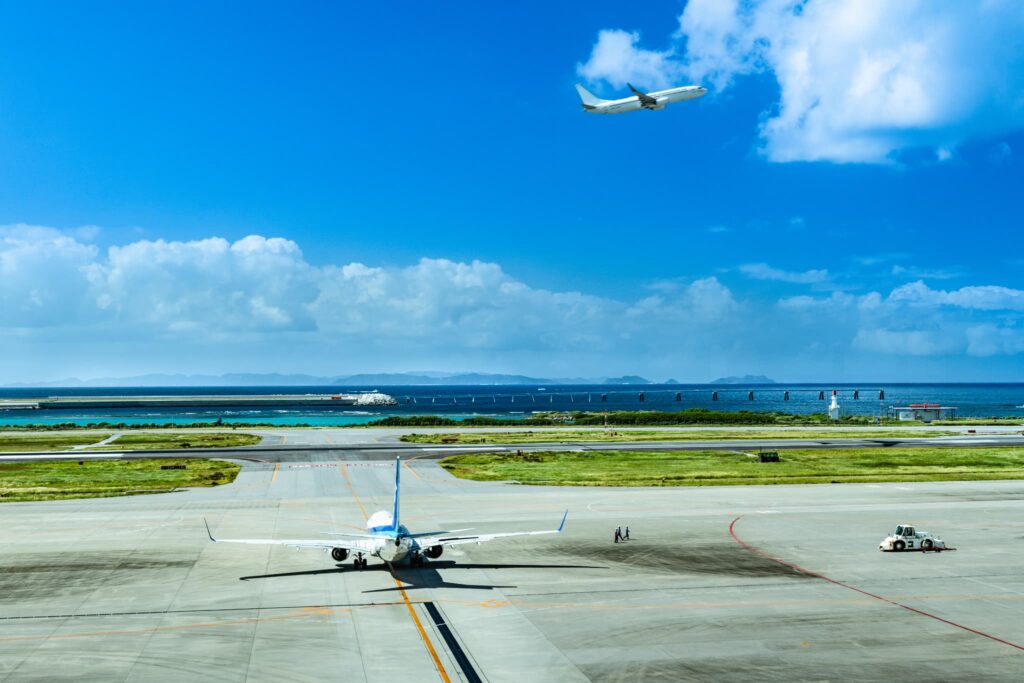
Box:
left=334, top=372, right=599, bottom=386
left=710, top=374, right=777, bottom=384
left=6, top=371, right=658, bottom=388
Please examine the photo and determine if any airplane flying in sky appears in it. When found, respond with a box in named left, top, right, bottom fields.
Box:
left=204, top=457, right=568, bottom=569
left=575, top=82, right=707, bottom=114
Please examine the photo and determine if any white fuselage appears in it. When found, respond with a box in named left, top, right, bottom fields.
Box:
left=376, top=533, right=412, bottom=562
left=365, top=509, right=415, bottom=562
left=586, top=85, right=706, bottom=114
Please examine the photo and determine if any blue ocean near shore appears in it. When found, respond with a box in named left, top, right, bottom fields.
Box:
left=0, top=383, right=1022, bottom=426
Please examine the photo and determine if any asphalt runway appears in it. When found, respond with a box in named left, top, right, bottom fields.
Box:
left=3, top=428, right=1024, bottom=464
left=255, top=425, right=1024, bottom=451
left=2, top=452, right=1024, bottom=681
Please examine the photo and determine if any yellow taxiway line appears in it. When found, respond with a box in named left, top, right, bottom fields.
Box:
left=337, top=462, right=451, bottom=682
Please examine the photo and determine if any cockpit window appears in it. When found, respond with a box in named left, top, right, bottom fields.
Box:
left=895, top=525, right=903, bottom=535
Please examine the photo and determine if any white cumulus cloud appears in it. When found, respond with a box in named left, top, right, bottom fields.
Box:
left=4, top=225, right=1023, bottom=380
left=314, top=257, right=620, bottom=349
left=853, top=328, right=961, bottom=356
left=576, top=29, right=681, bottom=90
left=740, top=262, right=828, bottom=284
left=776, top=279, right=1024, bottom=359
left=966, top=325, right=1024, bottom=357
left=87, top=235, right=319, bottom=334
left=0, top=226, right=743, bottom=360
left=1, top=225, right=99, bottom=326
left=888, top=281, right=1024, bottom=310
left=581, top=0, right=1024, bottom=163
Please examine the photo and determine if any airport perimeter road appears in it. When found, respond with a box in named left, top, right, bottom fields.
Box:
left=2, top=457, right=1024, bottom=681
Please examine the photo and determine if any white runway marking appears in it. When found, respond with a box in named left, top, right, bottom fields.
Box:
left=417, top=446, right=505, bottom=452
left=0, top=453, right=125, bottom=461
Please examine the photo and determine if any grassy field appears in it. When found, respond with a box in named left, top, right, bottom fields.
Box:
left=0, top=458, right=241, bottom=502
left=102, top=432, right=261, bottom=450
left=934, top=418, right=1024, bottom=426
left=404, top=428, right=957, bottom=445
left=439, top=447, right=1024, bottom=487
left=0, top=433, right=113, bottom=452
left=0, top=431, right=261, bottom=452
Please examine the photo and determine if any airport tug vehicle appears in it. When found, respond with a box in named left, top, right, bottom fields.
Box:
left=879, top=524, right=950, bottom=552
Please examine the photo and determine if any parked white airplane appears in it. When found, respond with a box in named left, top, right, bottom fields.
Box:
left=204, top=457, right=568, bottom=569
left=575, top=82, right=707, bottom=114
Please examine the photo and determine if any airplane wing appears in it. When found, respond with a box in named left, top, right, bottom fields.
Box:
left=414, top=512, right=567, bottom=549
left=205, top=518, right=377, bottom=553
left=627, top=83, right=658, bottom=108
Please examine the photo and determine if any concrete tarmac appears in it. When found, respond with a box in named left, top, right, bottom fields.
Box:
left=2, top=453, right=1024, bottom=681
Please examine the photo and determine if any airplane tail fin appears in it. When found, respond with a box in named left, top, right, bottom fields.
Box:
left=575, top=84, right=606, bottom=107
left=392, top=456, right=401, bottom=531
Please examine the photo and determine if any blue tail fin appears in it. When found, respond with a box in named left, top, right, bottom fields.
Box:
left=392, top=456, right=401, bottom=531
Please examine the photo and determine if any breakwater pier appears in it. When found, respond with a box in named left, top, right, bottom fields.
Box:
left=0, top=392, right=397, bottom=411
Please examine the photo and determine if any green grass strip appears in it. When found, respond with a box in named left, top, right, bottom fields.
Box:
left=101, top=432, right=261, bottom=450
left=404, top=428, right=957, bottom=445
left=0, top=434, right=113, bottom=452
left=440, top=447, right=1024, bottom=487
left=0, top=458, right=241, bottom=502
left=0, top=432, right=260, bottom=452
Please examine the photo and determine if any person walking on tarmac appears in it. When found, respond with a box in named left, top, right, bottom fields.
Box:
left=624, top=526, right=630, bottom=541
left=614, top=527, right=621, bottom=543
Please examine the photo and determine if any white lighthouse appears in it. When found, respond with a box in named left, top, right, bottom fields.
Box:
left=828, top=390, right=841, bottom=421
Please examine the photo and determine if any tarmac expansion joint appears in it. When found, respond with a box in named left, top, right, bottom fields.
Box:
left=728, top=515, right=1024, bottom=652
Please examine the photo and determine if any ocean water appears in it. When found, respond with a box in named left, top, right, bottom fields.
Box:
left=1, top=384, right=1022, bottom=426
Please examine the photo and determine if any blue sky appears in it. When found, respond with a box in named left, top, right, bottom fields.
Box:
left=1, top=1, right=1023, bottom=383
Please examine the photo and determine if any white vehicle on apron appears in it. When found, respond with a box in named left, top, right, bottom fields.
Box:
left=879, top=524, right=948, bottom=552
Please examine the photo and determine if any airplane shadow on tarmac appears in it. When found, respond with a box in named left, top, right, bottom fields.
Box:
left=240, top=560, right=606, bottom=592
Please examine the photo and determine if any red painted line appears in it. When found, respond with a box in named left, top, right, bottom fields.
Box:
left=728, top=515, right=1024, bottom=652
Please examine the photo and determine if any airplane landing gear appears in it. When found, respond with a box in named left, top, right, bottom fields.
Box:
left=410, top=553, right=425, bottom=568
left=353, top=553, right=367, bottom=570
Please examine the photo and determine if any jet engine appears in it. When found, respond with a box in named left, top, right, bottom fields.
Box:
left=424, top=545, right=443, bottom=559
left=331, top=548, right=349, bottom=562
